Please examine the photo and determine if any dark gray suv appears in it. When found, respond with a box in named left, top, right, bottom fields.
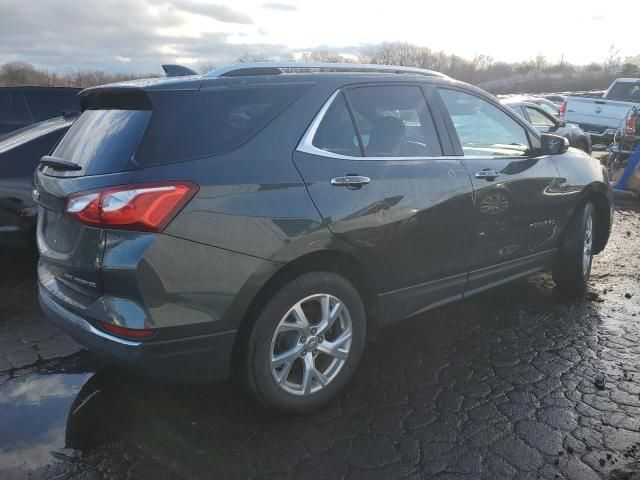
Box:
left=36, top=63, right=613, bottom=412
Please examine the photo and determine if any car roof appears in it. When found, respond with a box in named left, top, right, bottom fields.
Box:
left=501, top=99, right=541, bottom=109
left=0, top=115, right=76, bottom=154
left=79, top=62, right=494, bottom=102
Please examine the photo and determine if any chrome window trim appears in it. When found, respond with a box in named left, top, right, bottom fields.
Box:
left=296, top=90, right=530, bottom=161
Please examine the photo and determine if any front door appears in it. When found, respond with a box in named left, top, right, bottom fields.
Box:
left=436, top=88, right=563, bottom=294
left=294, top=84, right=474, bottom=323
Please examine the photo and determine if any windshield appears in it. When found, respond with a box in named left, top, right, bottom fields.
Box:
left=0, top=116, right=74, bottom=155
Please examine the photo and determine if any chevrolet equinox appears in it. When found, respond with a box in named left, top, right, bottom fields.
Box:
left=35, top=63, right=613, bottom=412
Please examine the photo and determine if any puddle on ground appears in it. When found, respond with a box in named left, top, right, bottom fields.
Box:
left=0, top=355, right=97, bottom=478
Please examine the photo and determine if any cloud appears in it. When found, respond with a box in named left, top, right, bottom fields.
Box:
left=0, top=375, right=82, bottom=406
left=0, top=0, right=288, bottom=73
left=261, top=2, right=298, bottom=11
left=168, top=0, right=253, bottom=24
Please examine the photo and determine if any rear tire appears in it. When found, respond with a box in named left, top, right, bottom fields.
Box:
left=236, top=272, right=366, bottom=413
left=552, top=202, right=596, bottom=296
left=575, top=139, right=589, bottom=153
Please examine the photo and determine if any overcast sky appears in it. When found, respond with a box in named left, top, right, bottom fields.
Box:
left=0, top=0, right=637, bottom=74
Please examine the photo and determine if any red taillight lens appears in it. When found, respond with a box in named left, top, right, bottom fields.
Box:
left=65, top=181, right=198, bottom=232
left=558, top=100, right=567, bottom=119
left=625, top=110, right=638, bottom=135
left=98, top=321, right=155, bottom=339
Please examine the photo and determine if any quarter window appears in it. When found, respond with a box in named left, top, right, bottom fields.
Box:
left=312, top=93, right=361, bottom=157
left=346, top=86, right=441, bottom=157
left=439, top=89, right=530, bottom=157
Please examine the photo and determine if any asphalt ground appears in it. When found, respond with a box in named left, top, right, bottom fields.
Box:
left=1, top=199, right=639, bottom=480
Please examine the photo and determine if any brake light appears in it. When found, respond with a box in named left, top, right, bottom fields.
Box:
left=65, top=181, right=198, bottom=232
left=98, top=321, right=154, bottom=339
left=558, top=100, right=567, bottom=119
left=625, top=109, right=638, bottom=135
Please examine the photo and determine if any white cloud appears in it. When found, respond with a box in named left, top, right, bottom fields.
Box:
left=0, top=0, right=637, bottom=72
left=0, top=375, right=82, bottom=406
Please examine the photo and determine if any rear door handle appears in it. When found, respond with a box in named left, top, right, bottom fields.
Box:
left=330, top=175, right=371, bottom=189
left=474, top=169, right=500, bottom=180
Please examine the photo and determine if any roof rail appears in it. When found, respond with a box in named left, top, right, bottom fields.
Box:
left=204, top=62, right=449, bottom=79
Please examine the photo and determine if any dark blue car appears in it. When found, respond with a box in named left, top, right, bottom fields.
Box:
left=34, top=63, right=613, bottom=412
left=0, top=113, right=77, bottom=247
left=0, top=86, right=79, bottom=138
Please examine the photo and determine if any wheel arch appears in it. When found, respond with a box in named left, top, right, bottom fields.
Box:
left=560, top=183, right=611, bottom=255
left=231, top=248, right=381, bottom=371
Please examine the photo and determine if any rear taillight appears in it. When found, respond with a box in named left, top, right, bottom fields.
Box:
left=65, top=181, right=198, bottom=232
left=558, top=100, right=567, bottom=119
left=625, top=109, right=638, bottom=135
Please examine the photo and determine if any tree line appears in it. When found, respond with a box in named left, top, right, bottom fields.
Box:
left=2, top=42, right=639, bottom=94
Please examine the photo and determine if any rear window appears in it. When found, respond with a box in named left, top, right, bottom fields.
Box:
left=150, top=84, right=308, bottom=165
left=606, top=81, right=640, bottom=102
left=51, top=109, right=150, bottom=175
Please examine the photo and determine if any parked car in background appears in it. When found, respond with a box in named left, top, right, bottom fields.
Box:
left=0, top=86, right=80, bottom=138
left=0, top=113, right=78, bottom=247
left=503, top=99, right=592, bottom=152
left=540, top=94, right=566, bottom=106
left=35, top=63, right=612, bottom=413
left=561, top=78, right=640, bottom=146
left=524, top=97, right=561, bottom=116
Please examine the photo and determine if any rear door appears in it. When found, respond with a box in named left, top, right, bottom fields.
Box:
left=294, top=83, right=474, bottom=323
left=435, top=87, right=563, bottom=294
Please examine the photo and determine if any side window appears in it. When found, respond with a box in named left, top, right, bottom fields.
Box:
left=525, top=106, right=556, bottom=128
left=439, top=89, right=530, bottom=157
left=151, top=84, right=309, bottom=164
left=345, top=85, right=442, bottom=157
left=312, top=93, right=361, bottom=157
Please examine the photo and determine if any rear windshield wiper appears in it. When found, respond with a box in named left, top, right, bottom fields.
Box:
left=39, top=155, right=82, bottom=171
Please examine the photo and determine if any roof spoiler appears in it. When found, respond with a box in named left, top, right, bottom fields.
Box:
left=79, top=87, right=153, bottom=111
left=162, top=64, right=198, bottom=77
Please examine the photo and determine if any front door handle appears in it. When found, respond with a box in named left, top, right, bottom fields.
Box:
left=330, top=175, right=371, bottom=189
left=474, top=169, right=501, bottom=181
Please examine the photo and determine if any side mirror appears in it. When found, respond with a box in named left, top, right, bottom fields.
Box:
left=541, top=133, right=570, bottom=155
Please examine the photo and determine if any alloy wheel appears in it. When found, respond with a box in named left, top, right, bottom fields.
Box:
left=583, top=212, right=593, bottom=277
left=269, top=294, right=352, bottom=396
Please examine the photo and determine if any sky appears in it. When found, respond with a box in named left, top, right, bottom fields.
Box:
left=0, top=0, right=638, bottom=75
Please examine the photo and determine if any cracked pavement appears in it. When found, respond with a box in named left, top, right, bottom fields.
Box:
left=0, top=250, right=82, bottom=374
left=1, top=201, right=640, bottom=480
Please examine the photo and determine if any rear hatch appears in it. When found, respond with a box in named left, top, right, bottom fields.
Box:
left=35, top=82, right=197, bottom=309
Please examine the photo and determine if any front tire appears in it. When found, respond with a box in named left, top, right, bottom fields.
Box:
left=238, top=272, right=366, bottom=413
left=552, top=202, right=596, bottom=295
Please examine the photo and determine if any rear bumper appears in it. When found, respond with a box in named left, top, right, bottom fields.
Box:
left=39, top=286, right=237, bottom=382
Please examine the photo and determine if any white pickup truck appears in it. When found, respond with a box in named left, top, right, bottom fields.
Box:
left=562, top=78, right=640, bottom=146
